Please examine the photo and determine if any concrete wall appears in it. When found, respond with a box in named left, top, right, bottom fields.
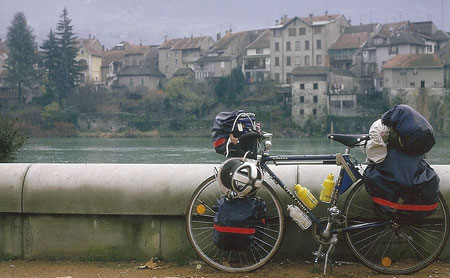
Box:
left=0, top=163, right=449, bottom=263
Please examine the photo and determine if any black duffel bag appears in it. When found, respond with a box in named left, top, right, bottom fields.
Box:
left=213, top=196, right=266, bottom=251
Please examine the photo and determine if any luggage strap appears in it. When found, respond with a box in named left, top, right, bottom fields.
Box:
left=214, top=224, right=255, bottom=234
left=372, top=197, right=438, bottom=211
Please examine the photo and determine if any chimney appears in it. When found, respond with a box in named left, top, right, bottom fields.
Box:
left=164, top=35, right=168, bottom=41
left=102, top=45, right=105, bottom=51
left=229, top=28, right=232, bottom=33
left=191, top=34, right=193, bottom=40
left=217, top=32, right=221, bottom=41
left=283, top=14, right=288, bottom=24
left=275, top=19, right=279, bottom=25
left=89, top=34, right=91, bottom=39
left=309, top=13, right=314, bottom=22
left=325, top=10, right=328, bottom=16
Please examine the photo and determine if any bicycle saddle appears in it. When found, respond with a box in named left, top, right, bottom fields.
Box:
left=328, top=134, right=369, bottom=147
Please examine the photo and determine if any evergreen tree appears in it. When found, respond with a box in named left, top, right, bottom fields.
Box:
left=55, top=7, right=80, bottom=101
left=40, top=28, right=59, bottom=102
left=3, top=12, right=38, bottom=105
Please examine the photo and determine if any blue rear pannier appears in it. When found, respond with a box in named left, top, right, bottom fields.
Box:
left=213, top=196, right=266, bottom=251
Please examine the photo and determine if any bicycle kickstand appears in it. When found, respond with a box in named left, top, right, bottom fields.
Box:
left=323, top=234, right=338, bottom=274
left=312, top=244, right=324, bottom=273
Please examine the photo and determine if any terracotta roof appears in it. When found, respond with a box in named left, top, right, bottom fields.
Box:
left=383, top=54, right=443, bottom=69
left=292, top=66, right=328, bottom=75
left=390, top=31, right=425, bottom=46
left=210, top=30, right=264, bottom=53
left=125, top=45, right=150, bottom=55
left=117, top=66, right=164, bottom=77
left=101, top=50, right=125, bottom=66
left=345, top=23, right=379, bottom=34
left=300, top=14, right=340, bottom=24
left=330, top=32, right=369, bottom=49
left=246, top=30, right=270, bottom=49
left=79, top=38, right=103, bottom=56
left=377, top=21, right=410, bottom=38
left=159, top=36, right=212, bottom=50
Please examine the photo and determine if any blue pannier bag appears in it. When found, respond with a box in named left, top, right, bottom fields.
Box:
left=382, top=104, right=435, bottom=155
left=364, top=146, right=439, bottom=218
left=211, top=110, right=258, bottom=158
left=213, top=196, right=266, bottom=251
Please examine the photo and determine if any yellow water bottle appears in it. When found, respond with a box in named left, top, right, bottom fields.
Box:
left=320, top=173, right=335, bottom=203
left=294, top=184, right=318, bottom=210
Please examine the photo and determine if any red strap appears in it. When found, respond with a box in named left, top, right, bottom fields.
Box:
left=214, top=224, right=255, bottom=234
left=213, top=138, right=226, bottom=148
left=372, top=197, right=438, bottom=211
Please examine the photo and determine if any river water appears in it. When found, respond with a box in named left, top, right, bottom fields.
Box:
left=14, top=137, right=450, bottom=164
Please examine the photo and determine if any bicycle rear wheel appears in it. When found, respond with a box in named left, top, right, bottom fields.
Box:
left=186, top=175, right=284, bottom=272
left=343, top=181, right=449, bottom=274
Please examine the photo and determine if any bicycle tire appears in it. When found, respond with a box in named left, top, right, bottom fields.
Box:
left=186, top=175, right=285, bottom=272
left=343, top=180, right=449, bottom=274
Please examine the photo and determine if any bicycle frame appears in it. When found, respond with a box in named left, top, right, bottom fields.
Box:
left=259, top=149, right=382, bottom=233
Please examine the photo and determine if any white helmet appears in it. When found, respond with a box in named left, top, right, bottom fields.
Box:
left=217, top=158, right=263, bottom=197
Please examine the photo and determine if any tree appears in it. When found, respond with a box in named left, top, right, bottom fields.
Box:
left=3, top=12, right=38, bottom=105
left=40, top=29, right=60, bottom=102
left=214, top=67, right=246, bottom=104
left=54, top=7, right=80, bottom=101
left=165, top=77, right=205, bottom=116
left=0, top=115, right=28, bottom=162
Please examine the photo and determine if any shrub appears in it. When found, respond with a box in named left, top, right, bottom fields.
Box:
left=0, top=116, right=28, bottom=162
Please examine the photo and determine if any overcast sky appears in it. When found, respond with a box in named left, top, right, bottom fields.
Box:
left=0, top=0, right=449, bottom=49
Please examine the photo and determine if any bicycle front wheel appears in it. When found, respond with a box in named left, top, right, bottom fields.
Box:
left=186, top=175, right=285, bottom=272
left=343, top=181, right=449, bottom=274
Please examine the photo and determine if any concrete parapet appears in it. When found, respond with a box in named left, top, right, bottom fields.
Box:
left=0, top=163, right=448, bottom=262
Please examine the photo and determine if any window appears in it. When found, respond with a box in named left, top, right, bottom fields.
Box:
left=299, top=27, right=306, bottom=35
left=275, top=73, right=280, bottom=83
left=314, top=26, right=322, bottom=34
left=300, top=83, right=305, bottom=90
left=220, top=61, right=225, bottom=68
left=389, top=46, right=398, bottom=55
left=305, top=40, right=310, bottom=50
left=305, top=55, right=310, bottom=65
left=313, top=109, right=317, bottom=116
left=275, top=42, right=280, bottom=52
left=435, top=45, right=440, bottom=52
left=286, top=73, right=292, bottom=84
left=410, top=82, right=415, bottom=87
left=300, top=109, right=304, bottom=115
left=81, top=50, right=84, bottom=55
left=256, top=48, right=264, bottom=54
left=313, top=83, right=318, bottom=90
left=300, top=95, right=305, bottom=102
left=286, top=41, right=291, bottom=51
left=129, top=78, right=133, bottom=86
left=140, top=78, right=145, bottom=86
left=295, top=41, right=301, bottom=50
left=316, top=55, right=322, bottom=65
left=286, top=56, right=291, bottom=66
left=316, top=39, right=321, bottom=49
left=288, top=28, right=296, bottom=36
left=275, top=57, right=280, bottom=66
left=379, top=80, right=384, bottom=87
left=274, top=29, right=281, bottom=37
left=313, top=95, right=318, bottom=103
left=175, top=59, right=178, bottom=67
left=421, top=80, right=425, bottom=88
left=166, top=53, right=170, bottom=59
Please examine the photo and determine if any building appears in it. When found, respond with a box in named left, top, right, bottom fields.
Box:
left=270, top=13, right=350, bottom=84
left=242, top=30, right=271, bottom=83
left=102, top=43, right=161, bottom=90
left=76, top=36, right=103, bottom=85
left=116, top=66, right=164, bottom=92
left=158, top=36, right=214, bottom=79
left=291, top=66, right=358, bottom=126
left=383, top=54, right=444, bottom=89
left=194, top=30, right=264, bottom=80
